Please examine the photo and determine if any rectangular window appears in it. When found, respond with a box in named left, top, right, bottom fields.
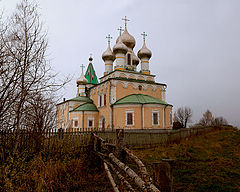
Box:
left=104, top=94, right=106, bottom=106
left=152, top=110, right=159, bottom=126
left=153, top=113, right=158, bottom=125
left=126, top=111, right=134, bottom=126
left=88, top=120, right=93, bottom=127
left=170, top=112, right=172, bottom=125
left=99, top=95, right=102, bottom=107
left=73, top=120, right=78, bottom=128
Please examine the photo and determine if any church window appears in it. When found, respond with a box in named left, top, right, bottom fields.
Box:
left=88, top=120, right=93, bottom=127
left=126, top=110, right=134, bottom=126
left=99, top=95, right=102, bottom=106
left=104, top=94, right=106, bottom=106
left=127, top=53, right=131, bottom=65
left=88, top=117, right=94, bottom=128
left=170, top=111, right=172, bottom=125
left=152, top=110, right=159, bottom=125
left=138, top=85, right=142, bottom=90
left=73, top=119, right=78, bottom=128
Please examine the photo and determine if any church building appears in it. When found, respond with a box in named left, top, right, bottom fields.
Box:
left=57, top=17, right=173, bottom=131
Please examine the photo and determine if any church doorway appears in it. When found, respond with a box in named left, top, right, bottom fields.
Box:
left=102, top=118, right=105, bottom=131
left=99, top=116, right=105, bottom=131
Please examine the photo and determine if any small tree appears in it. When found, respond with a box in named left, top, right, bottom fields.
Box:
left=198, top=109, right=214, bottom=126
left=213, top=117, right=228, bottom=126
left=173, top=107, right=192, bottom=128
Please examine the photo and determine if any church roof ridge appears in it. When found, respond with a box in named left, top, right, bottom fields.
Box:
left=89, top=77, right=167, bottom=90
left=99, top=69, right=155, bottom=80
left=57, top=96, right=93, bottom=105
left=71, top=102, right=98, bottom=112
left=112, top=94, right=172, bottom=106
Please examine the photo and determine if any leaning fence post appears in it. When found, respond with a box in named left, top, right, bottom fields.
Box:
left=116, top=129, right=126, bottom=163
left=152, top=159, right=174, bottom=192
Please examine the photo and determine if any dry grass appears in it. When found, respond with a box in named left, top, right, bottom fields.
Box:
left=132, top=128, right=240, bottom=192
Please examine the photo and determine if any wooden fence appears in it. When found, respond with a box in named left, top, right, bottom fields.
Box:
left=0, top=129, right=92, bottom=162
left=0, top=126, right=226, bottom=162
left=96, top=126, right=224, bottom=148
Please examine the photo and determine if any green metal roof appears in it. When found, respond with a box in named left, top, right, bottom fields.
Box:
left=68, top=96, right=93, bottom=103
left=85, top=63, right=99, bottom=84
left=113, top=77, right=166, bottom=86
left=71, top=103, right=98, bottom=112
left=112, top=94, right=172, bottom=106
left=99, top=69, right=155, bottom=79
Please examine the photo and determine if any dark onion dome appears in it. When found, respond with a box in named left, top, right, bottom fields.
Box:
left=76, top=72, right=88, bottom=84
left=137, top=41, right=152, bottom=59
left=102, top=44, right=115, bottom=61
left=116, top=29, right=136, bottom=49
left=89, top=56, right=93, bottom=62
left=132, top=52, right=139, bottom=66
left=113, top=37, right=128, bottom=54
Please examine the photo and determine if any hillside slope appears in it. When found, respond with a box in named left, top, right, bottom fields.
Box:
left=133, top=128, right=240, bottom=192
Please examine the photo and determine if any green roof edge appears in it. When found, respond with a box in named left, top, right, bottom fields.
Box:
left=111, top=94, right=173, bottom=106
left=71, top=102, right=99, bottom=112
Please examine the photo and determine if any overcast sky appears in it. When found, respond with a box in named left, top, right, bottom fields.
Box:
left=1, top=0, right=240, bottom=127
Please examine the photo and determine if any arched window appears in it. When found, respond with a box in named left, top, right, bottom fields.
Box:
left=127, top=53, right=131, bottom=65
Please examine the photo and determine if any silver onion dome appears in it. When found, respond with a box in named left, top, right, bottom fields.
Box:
left=137, top=41, right=152, bottom=59
left=102, top=44, right=115, bottom=61
left=113, top=38, right=128, bottom=54
left=76, top=72, right=88, bottom=85
left=116, top=29, right=136, bottom=49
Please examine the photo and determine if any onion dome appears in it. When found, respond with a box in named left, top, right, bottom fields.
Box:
left=132, top=52, right=139, bottom=66
left=137, top=41, right=152, bottom=59
left=76, top=72, right=88, bottom=85
left=113, top=38, right=128, bottom=54
left=89, top=56, right=93, bottom=62
left=102, top=44, right=115, bottom=61
left=116, top=29, right=136, bottom=49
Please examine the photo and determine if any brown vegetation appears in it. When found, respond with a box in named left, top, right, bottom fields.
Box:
left=0, top=130, right=112, bottom=192
left=132, top=127, right=240, bottom=192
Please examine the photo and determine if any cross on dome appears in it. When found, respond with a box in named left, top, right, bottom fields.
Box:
left=106, top=34, right=112, bottom=45
left=141, top=32, right=147, bottom=42
left=122, top=16, right=130, bottom=29
left=80, top=64, right=85, bottom=73
left=117, top=26, right=124, bottom=35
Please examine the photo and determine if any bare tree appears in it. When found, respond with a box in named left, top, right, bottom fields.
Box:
left=198, top=109, right=214, bottom=126
left=0, top=0, right=68, bottom=131
left=174, top=107, right=192, bottom=128
left=22, top=94, right=57, bottom=131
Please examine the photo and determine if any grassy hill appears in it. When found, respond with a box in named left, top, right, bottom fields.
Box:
left=132, top=128, right=240, bottom=192
left=1, top=127, right=239, bottom=191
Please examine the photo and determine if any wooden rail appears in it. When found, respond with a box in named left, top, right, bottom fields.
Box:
left=91, top=129, right=160, bottom=192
